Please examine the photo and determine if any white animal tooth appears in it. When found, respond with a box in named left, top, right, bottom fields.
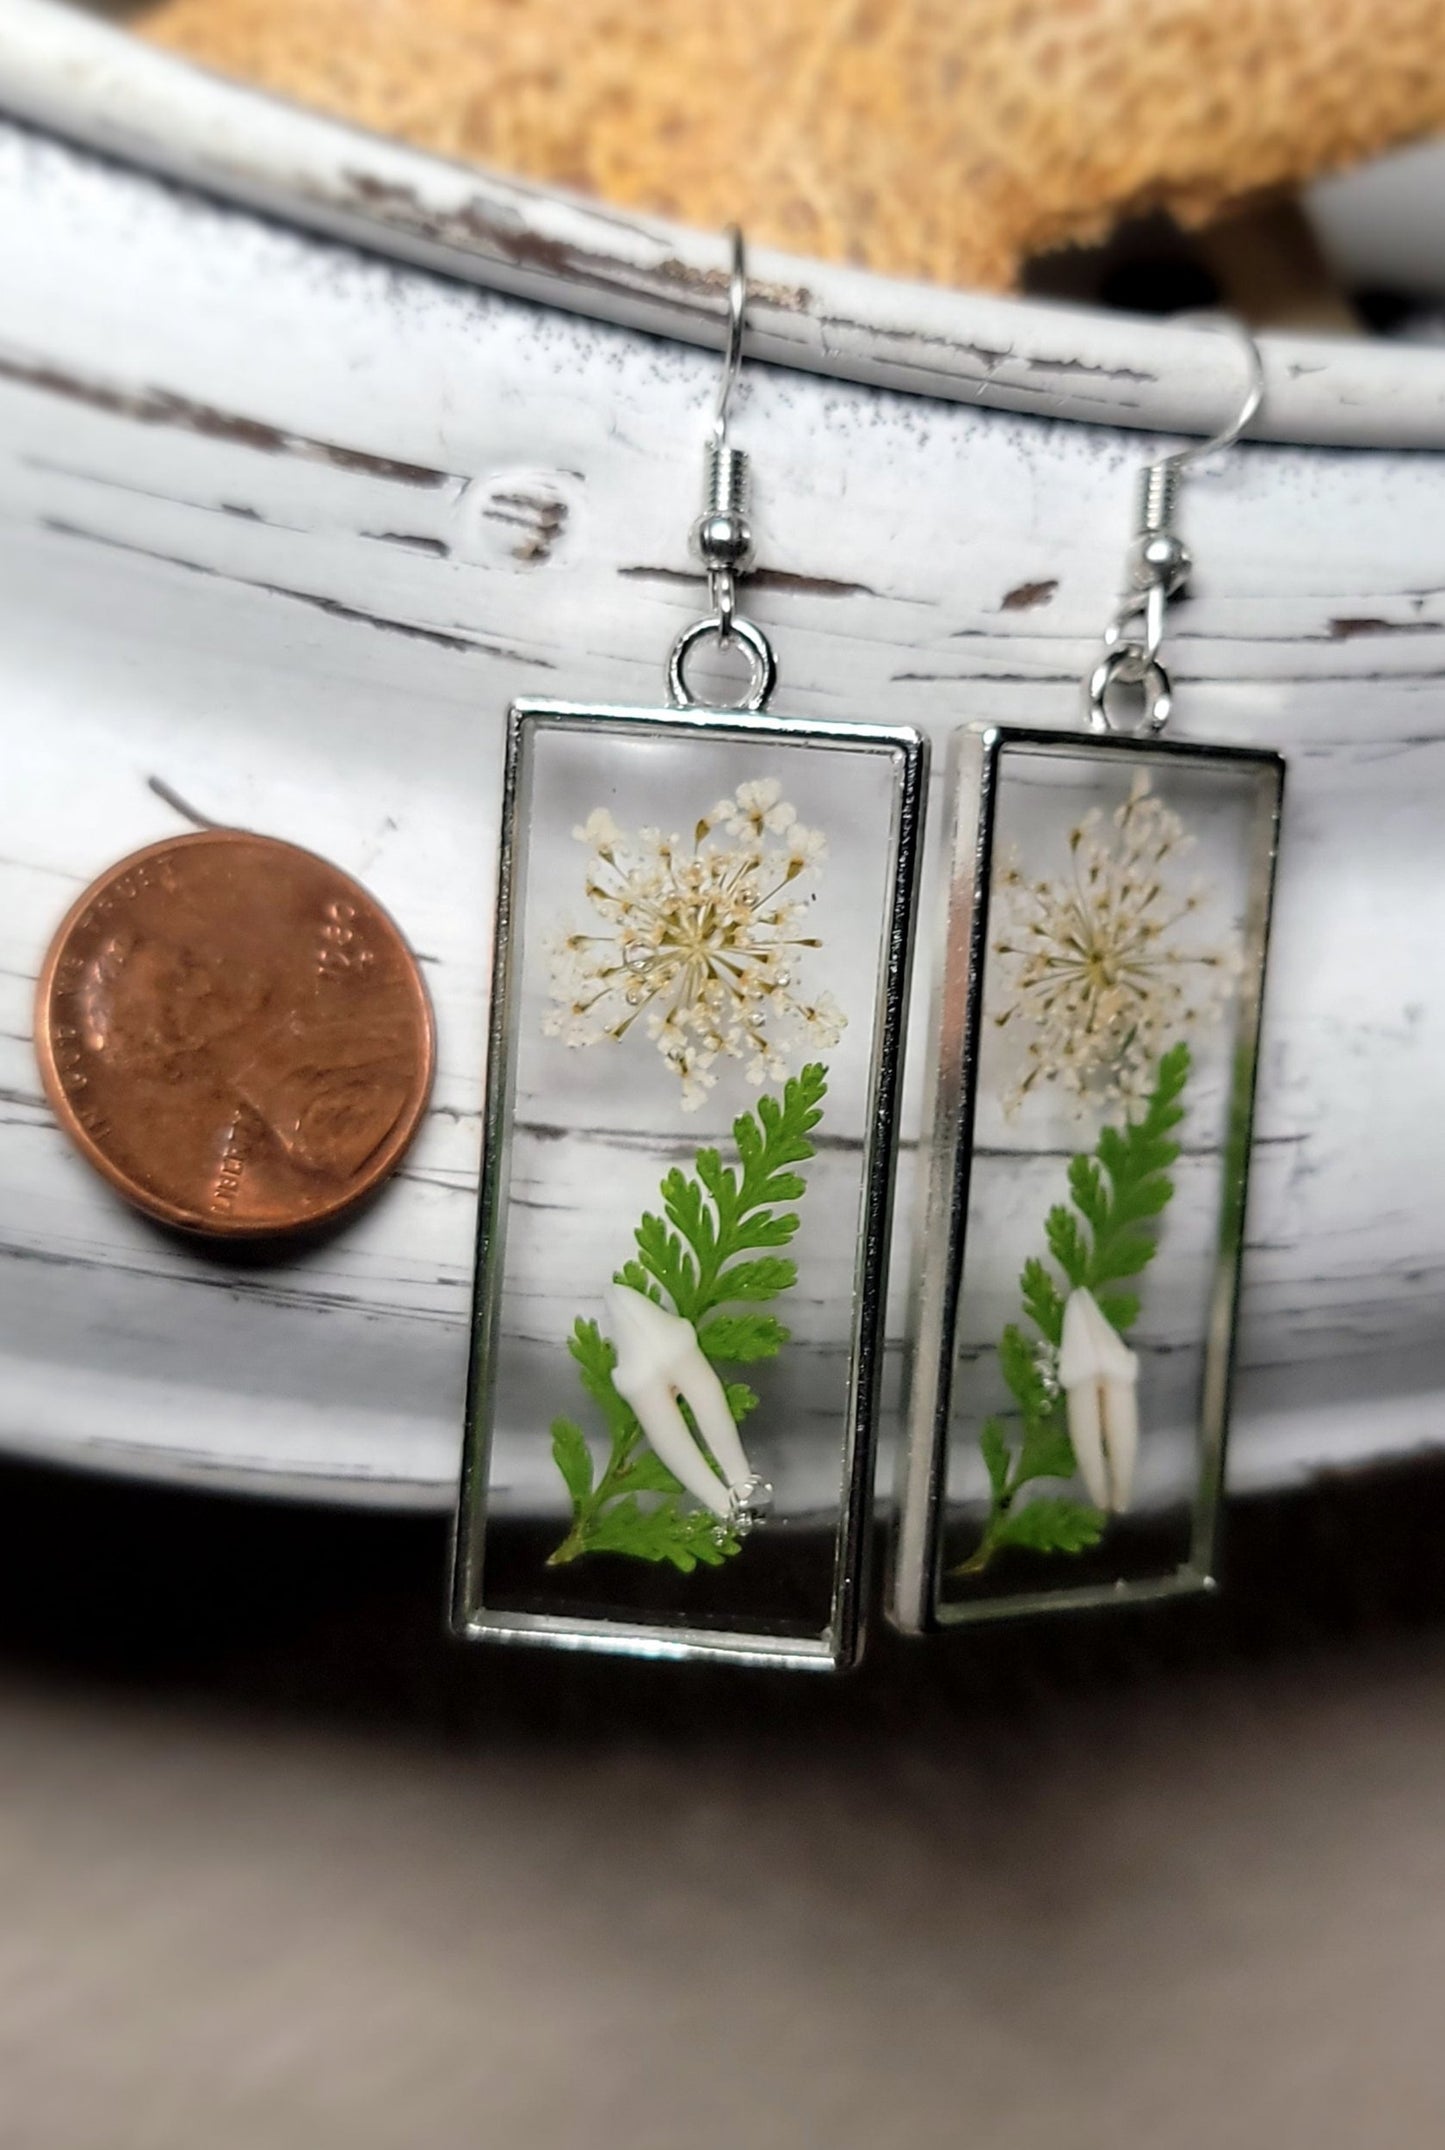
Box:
left=1058, top=1285, right=1141, bottom=1514
left=1063, top=1351, right=1109, bottom=1510
left=605, top=1285, right=758, bottom=1516
left=1102, top=1358, right=1139, bottom=1514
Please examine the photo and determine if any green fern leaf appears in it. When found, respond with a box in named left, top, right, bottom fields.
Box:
left=714, top=1256, right=798, bottom=1304
left=1020, top=1257, right=1066, bottom=1348
left=579, top=1496, right=738, bottom=1571
left=724, top=1381, right=760, bottom=1424
left=697, top=1312, right=790, bottom=1363
left=998, top=1323, right=1051, bottom=1421
left=1068, top=1155, right=1108, bottom=1230
left=1046, top=1205, right=1089, bottom=1288
left=1081, top=1047, right=1192, bottom=1297
left=615, top=1449, right=686, bottom=1498
left=612, top=1258, right=661, bottom=1303
left=695, top=1149, right=737, bottom=1218
left=980, top=1418, right=1011, bottom=1503
left=662, top=1170, right=718, bottom=1269
left=632, top=1213, right=698, bottom=1317
left=1094, top=1289, right=1140, bottom=1334
left=1090, top=1229, right=1158, bottom=1286
left=567, top=1321, right=635, bottom=1449
left=989, top=1496, right=1105, bottom=1557
left=547, top=1068, right=826, bottom=1568
left=727, top=1211, right=801, bottom=1252
left=1015, top=1414, right=1076, bottom=1487
left=550, top=1420, right=594, bottom=1509
left=963, top=1046, right=1190, bottom=1578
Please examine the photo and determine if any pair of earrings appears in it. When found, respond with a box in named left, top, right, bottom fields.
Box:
left=452, top=234, right=1284, bottom=1670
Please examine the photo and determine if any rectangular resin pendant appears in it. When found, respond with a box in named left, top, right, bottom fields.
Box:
left=454, top=700, right=926, bottom=1669
left=892, top=725, right=1283, bottom=1632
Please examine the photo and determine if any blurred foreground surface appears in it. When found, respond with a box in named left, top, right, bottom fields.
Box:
left=2, top=1454, right=1445, bottom=2146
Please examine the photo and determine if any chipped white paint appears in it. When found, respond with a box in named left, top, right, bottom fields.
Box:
left=6, top=0, right=1445, bottom=451
left=0, top=92, right=1443, bottom=1509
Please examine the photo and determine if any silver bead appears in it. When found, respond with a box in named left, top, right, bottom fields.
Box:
left=1129, top=529, right=1191, bottom=595
left=692, top=507, right=755, bottom=572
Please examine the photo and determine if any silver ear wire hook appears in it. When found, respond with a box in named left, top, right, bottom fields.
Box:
left=669, top=226, right=777, bottom=712
left=1089, top=316, right=1265, bottom=736
left=691, top=225, right=755, bottom=645
left=711, top=224, right=747, bottom=449
left=1168, top=314, right=1265, bottom=472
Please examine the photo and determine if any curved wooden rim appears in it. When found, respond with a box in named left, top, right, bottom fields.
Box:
left=3, top=0, right=1445, bottom=449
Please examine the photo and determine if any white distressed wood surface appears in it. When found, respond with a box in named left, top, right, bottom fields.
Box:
left=1, top=98, right=1445, bottom=1509
left=8, top=0, right=1445, bottom=452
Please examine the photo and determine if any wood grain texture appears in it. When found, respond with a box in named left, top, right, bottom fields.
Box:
left=0, top=113, right=1444, bottom=1509
left=6, top=0, right=1445, bottom=449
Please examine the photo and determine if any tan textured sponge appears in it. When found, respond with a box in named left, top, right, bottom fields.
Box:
left=141, top=0, right=1445, bottom=289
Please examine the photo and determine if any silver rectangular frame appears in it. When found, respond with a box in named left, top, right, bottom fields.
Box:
left=453, top=698, right=928, bottom=1670
left=891, top=723, right=1284, bottom=1634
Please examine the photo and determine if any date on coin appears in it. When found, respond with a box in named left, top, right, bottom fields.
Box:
left=35, top=831, right=435, bottom=1237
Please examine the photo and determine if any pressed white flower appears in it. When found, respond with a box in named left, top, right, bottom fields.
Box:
left=795, top=990, right=846, bottom=1050
left=544, top=780, right=845, bottom=1107
left=786, top=823, right=829, bottom=869
left=725, top=777, right=796, bottom=839
left=991, top=772, right=1237, bottom=1113
left=573, top=807, right=621, bottom=848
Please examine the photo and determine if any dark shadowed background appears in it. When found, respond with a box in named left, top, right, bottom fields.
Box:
left=3, top=1453, right=1445, bottom=2147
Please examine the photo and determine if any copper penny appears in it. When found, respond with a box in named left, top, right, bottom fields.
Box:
left=35, top=830, right=435, bottom=1237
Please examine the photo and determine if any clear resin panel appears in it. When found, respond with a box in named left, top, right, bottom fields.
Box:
left=895, top=727, right=1283, bottom=1630
left=455, top=702, right=925, bottom=1668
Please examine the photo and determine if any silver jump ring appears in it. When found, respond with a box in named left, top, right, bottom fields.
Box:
left=1087, top=644, right=1172, bottom=735
left=713, top=571, right=737, bottom=637
left=668, top=613, right=777, bottom=712
left=1104, top=579, right=1167, bottom=669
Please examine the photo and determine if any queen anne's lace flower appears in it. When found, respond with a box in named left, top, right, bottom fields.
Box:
left=991, top=772, right=1237, bottom=1114
left=544, top=778, right=845, bottom=1109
